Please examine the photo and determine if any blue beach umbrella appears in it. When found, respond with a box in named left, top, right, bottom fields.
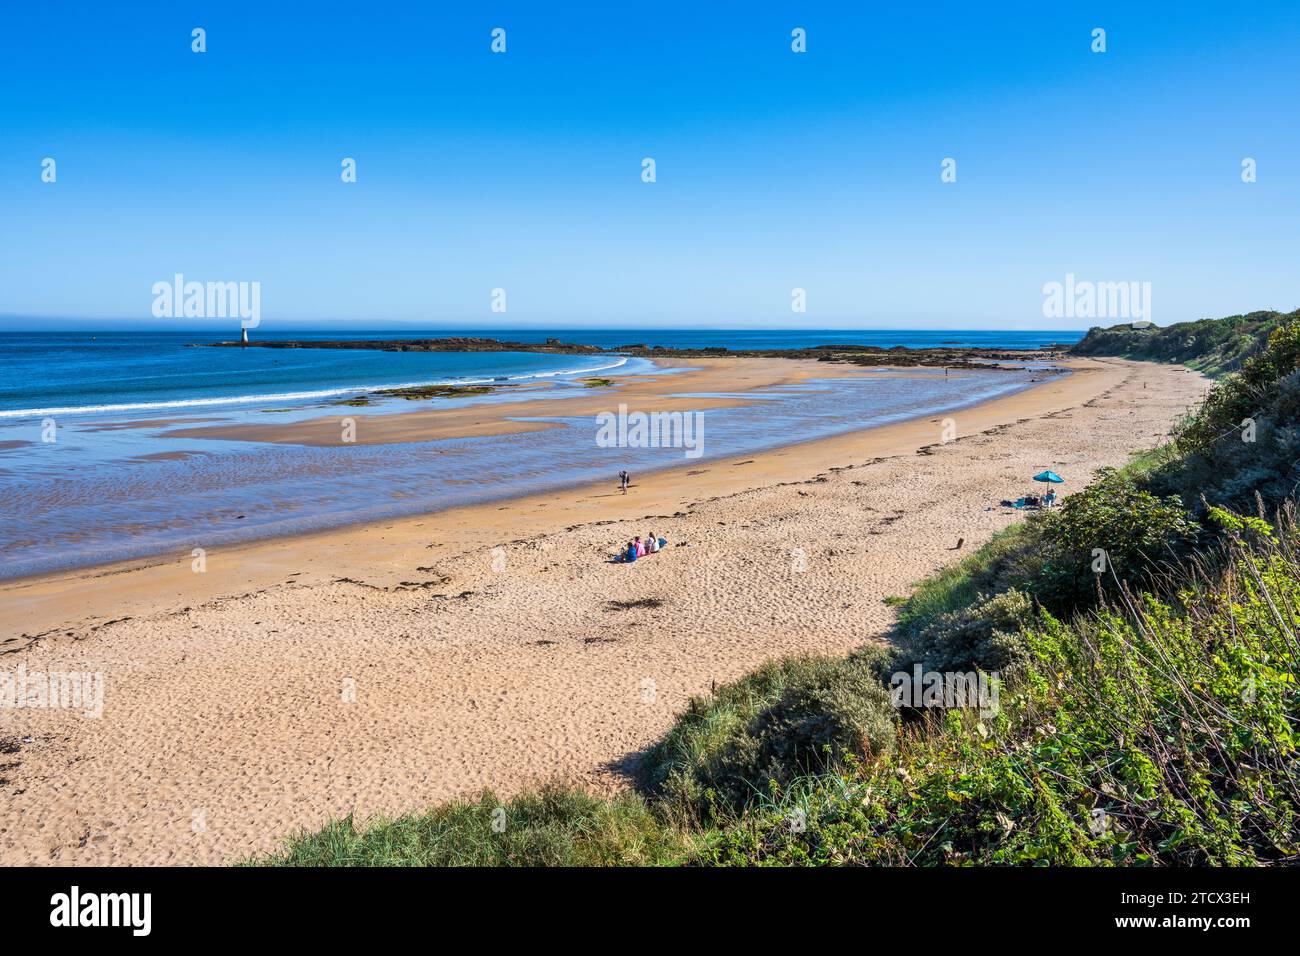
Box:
left=1033, top=470, right=1064, bottom=484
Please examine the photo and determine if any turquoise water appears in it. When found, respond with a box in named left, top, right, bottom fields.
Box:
left=0, top=333, right=629, bottom=418
left=0, top=329, right=1079, bottom=417
left=0, top=331, right=1066, bottom=578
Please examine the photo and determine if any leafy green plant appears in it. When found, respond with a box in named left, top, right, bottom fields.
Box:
left=1175, top=322, right=1300, bottom=455
left=1034, top=467, right=1201, bottom=610
left=898, top=588, right=1035, bottom=675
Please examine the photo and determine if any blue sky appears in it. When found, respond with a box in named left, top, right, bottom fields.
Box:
left=1, top=1, right=1297, bottom=330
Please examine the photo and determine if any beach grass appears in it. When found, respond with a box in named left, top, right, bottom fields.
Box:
left=1122, top=442, right=1179, bottom=478
left=642, top=651, right=897, bottom=826
left=251, top=785, right=689, bottom=867
left=893, top=520, right=1038, bottom=637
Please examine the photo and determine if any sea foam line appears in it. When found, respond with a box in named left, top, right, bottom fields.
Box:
left=0, top=357, right=630, bottom=420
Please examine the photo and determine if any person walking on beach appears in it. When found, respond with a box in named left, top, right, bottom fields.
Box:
left=619, top=470, right=630, bottom=494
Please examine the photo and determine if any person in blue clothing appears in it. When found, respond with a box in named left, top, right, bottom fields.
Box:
left=624, top=540, right=638, bottom=562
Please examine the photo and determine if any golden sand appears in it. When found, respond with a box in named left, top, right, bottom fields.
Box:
left=0, top=357, right=1210, bottom=864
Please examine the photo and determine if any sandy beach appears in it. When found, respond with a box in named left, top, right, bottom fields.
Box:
left=0, top=356, right=1210, bottom=865
left=161, top=356, right=958, bottom=446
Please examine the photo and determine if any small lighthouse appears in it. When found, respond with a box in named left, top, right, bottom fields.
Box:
left=241, top=326, right=249, bottom=347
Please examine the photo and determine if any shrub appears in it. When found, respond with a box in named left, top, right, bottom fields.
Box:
left=1034, top=467, right=1201, bottom=611
left=898, top=588, right=1035, bottom=675
left=1151, top=321, right=1300, bottom=515
left=644, top=649, right=898, bottom=824
left=1175, top=321, right=1300, bottom=456
left=1071, top=309, right=1295, bottom=375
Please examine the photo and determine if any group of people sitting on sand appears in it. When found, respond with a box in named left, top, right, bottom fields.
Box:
left=1004, top=489, right=1057, bottom=510
left=620, top=532, right=666, bottom=563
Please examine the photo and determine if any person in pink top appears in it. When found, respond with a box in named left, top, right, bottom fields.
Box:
left=634, top=536, right=645, bottom=558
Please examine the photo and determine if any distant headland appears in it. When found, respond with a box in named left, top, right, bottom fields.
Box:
left=203, top=336, right=1073, bottom=371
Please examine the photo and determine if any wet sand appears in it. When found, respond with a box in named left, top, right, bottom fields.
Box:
left=162, top=356, right=931, bottom=446
left=0, top=357, right=1210, bottom=865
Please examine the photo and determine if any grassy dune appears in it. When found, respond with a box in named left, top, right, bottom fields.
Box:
left=1070, top=308, right=1297, bottom=376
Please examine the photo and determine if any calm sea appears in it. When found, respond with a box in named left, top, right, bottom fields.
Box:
left=0, top=329, right=1079, bottom=577
left=0, top=330, right=1080, bottom=417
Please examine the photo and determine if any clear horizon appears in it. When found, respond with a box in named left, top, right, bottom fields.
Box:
left=3, top=2, right=1298, bottom=328
left=1, top=317, right=1095, bottom=333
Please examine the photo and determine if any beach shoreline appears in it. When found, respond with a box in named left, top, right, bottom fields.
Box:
left=158, top=354, right=1048, bottom=446
left=9, top=356, right=1081, bottom=636
left=0, top=354, right=1049, bottom=582
left=0, top=356, right=1210, bottom=865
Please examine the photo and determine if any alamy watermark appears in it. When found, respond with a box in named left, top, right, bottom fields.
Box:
left=1042, top=273, right=1151, bottom=322
left=50, top=886, right=150, bottom=936
left=152, top=273, right=260, bottom=328
left=596, top=403, right=704, bottom=459
left=1, top=663, right=104, bottom=718
left=890, top=665, right=999, bottom=718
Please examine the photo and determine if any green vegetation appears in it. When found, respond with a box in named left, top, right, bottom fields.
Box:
left=1070, top=308, right=1296, bottom=376
left=1032, top=467, right=1201, bottom=612
left=1151, top=321, right=1300, bottom=516
left=261, top=313, right=1300, bottom=867
left=250, top=786, right=686, bottom=866
left=582, top=377, right=615, bottom=388
left=644, top=651, right=897, bottom=825
left=699, top=530, right=1300, bottom=864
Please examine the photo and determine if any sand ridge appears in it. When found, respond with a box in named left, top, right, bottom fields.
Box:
left=0, top=358, right=1210, bottom=865
left=161, top=356, right=886, bottom=446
